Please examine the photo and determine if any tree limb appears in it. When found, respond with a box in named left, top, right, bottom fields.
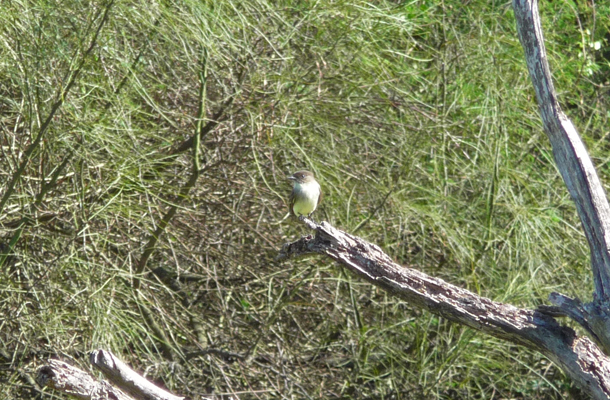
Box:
left=37, top=359, right=134, bottom=400
left=279, top=219, right=610, bottom=399
left=90, top=350, right=186, bottom=400
left=38, top=351, right=201, bottom=400
left=513, top=0, right=610, bottom=355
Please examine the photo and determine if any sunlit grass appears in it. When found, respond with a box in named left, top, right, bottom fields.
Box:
left=1, top=0, right=609, bottom=399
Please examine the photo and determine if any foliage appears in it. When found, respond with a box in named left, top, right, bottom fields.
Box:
left=1, top=0, right=609, bottom=398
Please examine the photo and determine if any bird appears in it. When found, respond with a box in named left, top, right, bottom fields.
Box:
left=288, top=170, right=322, bottom=220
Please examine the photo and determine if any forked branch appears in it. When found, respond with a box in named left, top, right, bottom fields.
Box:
left=513, top=0, right=610, bottom=355
left=278, top=220, right=610, bottom=399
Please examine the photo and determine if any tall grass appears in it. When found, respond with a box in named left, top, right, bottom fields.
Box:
left=1, top=0, right=609, bottom=398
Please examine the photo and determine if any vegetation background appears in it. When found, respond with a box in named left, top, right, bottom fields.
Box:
left=1, top=0, right=610, bottom=398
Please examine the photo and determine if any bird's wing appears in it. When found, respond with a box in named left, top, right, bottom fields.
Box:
left=288, top=190, right=295, bottom=217
left=317, top=186, right=323, bottom=207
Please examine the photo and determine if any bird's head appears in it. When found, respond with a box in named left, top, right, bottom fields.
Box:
left=288, top=170, right=315, bottom=185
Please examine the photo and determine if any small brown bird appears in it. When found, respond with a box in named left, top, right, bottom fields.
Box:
left=288, top=170, right=322, bottom=218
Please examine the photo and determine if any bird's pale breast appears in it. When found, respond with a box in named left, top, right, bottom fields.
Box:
left=292, top=181, right=320, bottom=216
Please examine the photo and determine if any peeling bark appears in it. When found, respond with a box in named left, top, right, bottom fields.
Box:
left=37, top=351, right=196, bottom=400
left=513, top=0, right=610, bottom=358
left=90, top=350, right=186, bottom=400
left=278, top=221, right=610, bottom=398
left=37, top=359, right=133, bottom=400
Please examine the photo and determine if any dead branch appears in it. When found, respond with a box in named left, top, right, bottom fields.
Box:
left=37, top=351, right=202, bottom=400
left=37, top=359, right=133, bottom=400
left=278, top=219, right=610, bottom=399
left=513, top=0, right=610, bottom=356
left=90, top=350, right=187, bottom=400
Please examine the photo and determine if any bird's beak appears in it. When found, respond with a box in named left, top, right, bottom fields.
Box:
left=287, top=176, right=296, bottom=181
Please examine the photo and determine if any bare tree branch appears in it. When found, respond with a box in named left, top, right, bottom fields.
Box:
left=278, top=220, right=610, bottom=399
left=90, top=350, right=188, bottom=400
left=37, top=359, right=133, bottom=400
left=134, top=48, right=209, bottom=288
left=37, top=351, right=201, bottom=400
left=513, top=0, right=610, bottom=355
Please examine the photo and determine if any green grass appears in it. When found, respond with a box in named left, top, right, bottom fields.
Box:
left=1, top=0, right=609, bottom=398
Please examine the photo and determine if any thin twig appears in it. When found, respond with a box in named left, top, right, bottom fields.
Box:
left=0, top=0, right=115, bottom=216
left=133, top=48, right=208, bottom=287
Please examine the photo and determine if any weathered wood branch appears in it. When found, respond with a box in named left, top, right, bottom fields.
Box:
left=90, top=350, right=187, bottom=400
left=278, top=219, right=610, bottom=399
left=513, top=0, right=610, bottom=355
left=37, top=359, right=134, bottom=400
left=37, top=350, right=198, bottom=400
